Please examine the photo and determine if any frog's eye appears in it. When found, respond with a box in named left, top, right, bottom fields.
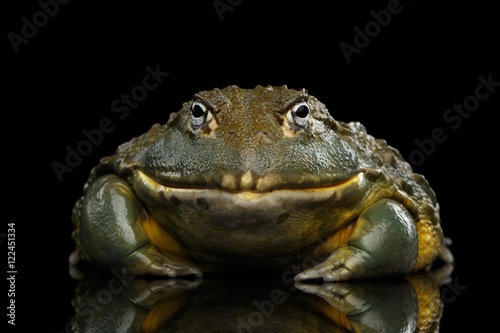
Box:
left=190, top=101, right=213, bottom=128
left=285, top=101, right=310, bottom=128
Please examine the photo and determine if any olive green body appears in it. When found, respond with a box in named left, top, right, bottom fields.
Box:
left=71, top=85, right=450, bottom=280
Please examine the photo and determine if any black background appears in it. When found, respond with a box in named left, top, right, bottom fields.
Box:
left=4, top=0, right=498, bottom=331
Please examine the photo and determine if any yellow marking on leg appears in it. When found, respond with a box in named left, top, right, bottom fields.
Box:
left=314, top=222, right=356, bottom=258
left=139, top=212, right=190, bottom=264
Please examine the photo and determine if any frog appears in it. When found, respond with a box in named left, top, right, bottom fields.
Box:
left=71, top=85, right=453, bottom=281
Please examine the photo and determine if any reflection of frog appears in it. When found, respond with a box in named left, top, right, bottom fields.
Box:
left=71, top=85, right=453, bottom=281
left=71, top=269, right=450, bottom=332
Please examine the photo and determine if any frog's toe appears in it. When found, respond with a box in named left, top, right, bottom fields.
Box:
left=294, top=266, right=352, bottom=282
left=178, top=266, right=203, bottom=278
left=294, top=263, right=334, bottom=282
left=118, top=244, right=202, bottom=278
left=147, top=262, right=180, bottom=278
left=147, top=262, right=202, bottom=278
left=438, top=237, right=454, bottom=264
left=294, top=269, right=322, bottom=282
left=323, top=267, right=353, bottom=282
left=294, top=246, right=362, bottom=282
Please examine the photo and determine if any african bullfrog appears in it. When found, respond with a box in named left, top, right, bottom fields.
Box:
left=71, top=85, right=453, bottom=281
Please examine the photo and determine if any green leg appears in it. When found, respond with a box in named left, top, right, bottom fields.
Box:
left=77, top=174, right=201, bottom=277
left=295, top=198, right=418, bottom=281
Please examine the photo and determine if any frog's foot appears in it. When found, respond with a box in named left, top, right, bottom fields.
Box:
left=68, top=251, right=85, bottom=280
left=295, top=198, right=418, bottom=282
left=117, top=244, right=202, bottom=278
left=76, top=174, right=201, bottom=278
left=126, top=278, right=202, bottom=309
left=296, top=245, right=372, bottom=282
left=438, top=237, right=454, bottom=264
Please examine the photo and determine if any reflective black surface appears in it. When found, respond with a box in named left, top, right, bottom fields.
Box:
left=69, top=264, right=452, bottom=332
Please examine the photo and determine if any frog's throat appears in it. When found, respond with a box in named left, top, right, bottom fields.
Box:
left=133, top=169, right=370, bottom=209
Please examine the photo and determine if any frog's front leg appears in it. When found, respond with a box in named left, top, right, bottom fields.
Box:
left=296, top=198, right=418, bottom=282
left=75, top=174, right=201, bottom=278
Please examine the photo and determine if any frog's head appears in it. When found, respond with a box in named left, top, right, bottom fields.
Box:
left=128, top=86, right=381, bottom=265
left=140, top=85, right=363, bottom=191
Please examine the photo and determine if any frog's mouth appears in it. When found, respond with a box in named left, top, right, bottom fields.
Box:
left=133, top=169, right=372, bottom=227
left=139, top=166, right=364, bottom=193
left=132, top=169, right=378, bottom=260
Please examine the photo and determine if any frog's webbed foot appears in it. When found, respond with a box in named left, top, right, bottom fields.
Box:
left=117, top=244, right=202, bottom=278
left=76, top=174, right=201, bottom=278
left=295, top=246, right=371, bottom=282
left=295, top=199, right=419, bottom=282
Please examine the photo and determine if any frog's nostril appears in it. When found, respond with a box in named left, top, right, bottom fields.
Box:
left=224, top=130, right=236, bottom=139
left=259, top=131, right=274, bottom=143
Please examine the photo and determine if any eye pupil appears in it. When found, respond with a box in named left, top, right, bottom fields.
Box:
left=191, top=103, right=205, bottom=118
left=190, top=101, right=213, bottom=128
left=295, top=104, right=309, bottom=118
left=285, top=101, right=311, bottom=129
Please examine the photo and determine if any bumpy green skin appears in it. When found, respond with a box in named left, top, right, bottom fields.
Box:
left=71, top=85, right=446, bottom=281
